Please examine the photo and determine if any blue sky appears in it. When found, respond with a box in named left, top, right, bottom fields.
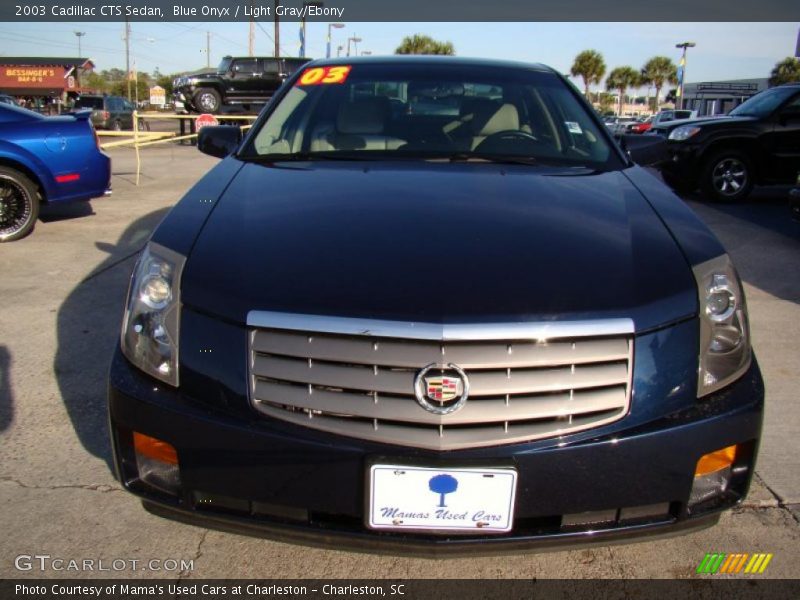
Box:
left=2, top=21, right=798, bottom=91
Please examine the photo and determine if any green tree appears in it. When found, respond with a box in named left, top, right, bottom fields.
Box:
left=570, top=49, right=606, bottom=98
left=665, top=88, right=678, bottom=104
left=395, top=34, right=455, bottom=55
left=605, top=66, right=640, bottom=115
left=769, top=57, right=800, bottom=87
left=642, top=56, right=678, bottom=111
left=597, top=92, right=616, bottom=114
left=82, top=71, right=108, bottom=94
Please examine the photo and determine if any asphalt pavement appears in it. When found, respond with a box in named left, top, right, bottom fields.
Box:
left=0, top=146, right=798, bottom=579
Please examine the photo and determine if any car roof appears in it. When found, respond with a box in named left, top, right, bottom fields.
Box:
left=307, top=55, right=555, bottom=74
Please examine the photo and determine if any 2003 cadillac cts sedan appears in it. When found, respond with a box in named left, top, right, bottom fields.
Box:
left=108, top=57, right=764, bottom=553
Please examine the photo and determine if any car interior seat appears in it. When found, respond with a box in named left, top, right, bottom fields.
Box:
left=310, top=97, right=406, bottom=151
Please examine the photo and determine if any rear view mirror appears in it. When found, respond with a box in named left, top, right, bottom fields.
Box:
left=198, top=125, right=243, bottom=158
left=620, top=134, right=668, bottom=166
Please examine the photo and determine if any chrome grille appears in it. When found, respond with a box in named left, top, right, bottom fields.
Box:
left=248, top=312, right=634, bottom=451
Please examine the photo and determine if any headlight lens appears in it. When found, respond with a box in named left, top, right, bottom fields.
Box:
left=669, top=126, right=701, bottom=141
left=121, top=242, right=185, bottom=386
left=693, top=254, right=751, bottom=397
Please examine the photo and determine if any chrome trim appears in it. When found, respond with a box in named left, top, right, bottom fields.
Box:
left=246, top=311, right=635, bottom=341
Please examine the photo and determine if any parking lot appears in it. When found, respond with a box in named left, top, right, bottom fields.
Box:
left=0, top=145, right=798, bottom=579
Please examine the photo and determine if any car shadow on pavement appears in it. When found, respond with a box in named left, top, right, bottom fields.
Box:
left=0, top=345, right=12, bottom=432
left=683, top=187, right=800, bottom=305
left=54, top=208, right=170, bottom=470
left=39, top=201, right=95, bottom=223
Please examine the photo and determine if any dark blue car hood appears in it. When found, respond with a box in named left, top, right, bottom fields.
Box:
left=181, top=161, right=697, bottom=331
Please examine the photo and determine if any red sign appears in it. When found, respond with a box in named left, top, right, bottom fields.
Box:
left=0, top=65, right=70, bottom=90
left=196, top=113, right=219, bottom=129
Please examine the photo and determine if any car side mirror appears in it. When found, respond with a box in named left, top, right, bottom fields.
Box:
left=198, top=125, right=243, bottom=158
left=620, top=134, right=668, bottom=166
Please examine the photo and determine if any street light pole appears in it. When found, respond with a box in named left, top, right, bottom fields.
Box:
left=675, top=41, right=696, bottom=111
left=347, top=34, right=361, bottom=57
left=327, top=22, right=345, bottom=59
left=74, top=31, right=85, bottom=56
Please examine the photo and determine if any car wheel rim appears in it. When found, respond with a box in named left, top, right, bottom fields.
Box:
left=0, top=177, right=32, bottom=239
left=711, top=158, right=747, bottom=196
left=199, top=94, right=216, bottom=111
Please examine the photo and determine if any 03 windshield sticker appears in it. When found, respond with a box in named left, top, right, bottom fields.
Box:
left=297, top=66, right=352, bottom=86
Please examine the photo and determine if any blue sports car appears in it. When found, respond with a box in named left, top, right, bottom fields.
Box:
left=0, top=103, right=111, bottom=242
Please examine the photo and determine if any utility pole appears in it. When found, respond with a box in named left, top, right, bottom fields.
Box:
left=675, top=41, right=696, bottom=110
left=274, top=0, right=280, bottom=57
left=249, top=0, right=255, bottom=56
left=326, top=23, right=344, bottom=59
left=74, top=31, right=85, bottom=57
left=124, top=17, right=131, bottom=101
left=206, top=31, right=211, bottom=68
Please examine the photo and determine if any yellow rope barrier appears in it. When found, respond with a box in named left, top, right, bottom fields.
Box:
left=98, top=110, right=257, bottom=184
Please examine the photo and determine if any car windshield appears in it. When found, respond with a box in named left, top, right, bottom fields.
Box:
left=729, top=87, right=797, bottom=118
left=74, top=97, right=104, bottom=110
left=218, top=57, right=232, bottom=74
left=243, top=62, right=621, bottom=170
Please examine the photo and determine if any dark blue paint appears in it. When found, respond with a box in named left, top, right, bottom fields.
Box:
left=0, top=104, right=110, bottom=204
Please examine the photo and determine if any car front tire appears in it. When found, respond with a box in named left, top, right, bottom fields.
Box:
left=0, top=167, right=40, bottom=242
left=194, top=88, right=221, bottom=113
left=700, top=150, right=754, bottom=202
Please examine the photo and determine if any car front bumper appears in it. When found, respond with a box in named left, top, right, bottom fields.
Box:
left=108, top=347, right=764, bottom=554
left=660, top=143, right=702, bottom=182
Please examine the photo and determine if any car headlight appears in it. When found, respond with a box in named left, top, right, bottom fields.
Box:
left=669, top=126, right=701, bottom=141
left=693, top=254, right=751, bottom=397
left=120, top=242, right=185, bottom=386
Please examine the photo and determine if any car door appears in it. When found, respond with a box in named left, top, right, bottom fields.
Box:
left=122, top=99, right=135, bottom=129
left=226, top=58, right=261, bottom=101
left=763, top=92, right=800, bottom=183
left=259, top=59, right=285, bottom=100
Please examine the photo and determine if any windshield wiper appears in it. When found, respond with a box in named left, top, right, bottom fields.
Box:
left=443, top=152, right=539, bottom=166
left=241, top=151, right=383, bottom=163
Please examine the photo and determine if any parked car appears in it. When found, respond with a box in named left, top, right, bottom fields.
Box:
left=0, top=103, right=111, bottom=241
left=72, top=94, right=136, bottom=131
left=604, top=115, right=639, bottom=136
left=630, top=115, right=654, bottom=134
left=657, top=84, right=800, bottom=201
left=172, top=56, right=311, bottom=114
left=109, top=56, right=762, bottom=551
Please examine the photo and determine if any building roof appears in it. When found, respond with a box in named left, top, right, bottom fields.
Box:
left=0, top=57, right=94, bottom=69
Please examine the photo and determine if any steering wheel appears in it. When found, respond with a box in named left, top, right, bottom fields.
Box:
left=474, top=130, right=539, bottom=152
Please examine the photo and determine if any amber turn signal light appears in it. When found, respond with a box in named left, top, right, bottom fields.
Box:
left=695, top=444, right=737, bottom=477
left=133, top=432, right=178, bottom=465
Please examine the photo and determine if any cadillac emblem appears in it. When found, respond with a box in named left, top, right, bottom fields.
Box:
left=413, top=363, right=470, bottom=415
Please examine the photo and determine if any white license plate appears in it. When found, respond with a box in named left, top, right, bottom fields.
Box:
left=368, top=464, right=517, bottom=533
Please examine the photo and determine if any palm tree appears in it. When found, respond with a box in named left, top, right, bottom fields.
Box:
left=642, top=56, right=678, bottom=111
left=606, top=66, right=640, bottom=116
left=395, top=34, right=455, bottom=55
left=570, top=50, right=606, bottom=98
left=769, top=57, right=800, bottom=86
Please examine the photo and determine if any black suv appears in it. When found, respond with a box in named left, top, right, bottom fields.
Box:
left=172, top=56, right=311, bottom=114
left=655, top=83, right=800, bottom=202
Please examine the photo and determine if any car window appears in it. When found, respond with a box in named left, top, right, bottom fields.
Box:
left=730, top=87, right=798, bottom=118
left=74, top=97, right=104, bottom=110
left=233, top=59, right=258, bottom=75
left=246, top=63, right=620, bottom=171
left=263, top=60, right=280, bottom=74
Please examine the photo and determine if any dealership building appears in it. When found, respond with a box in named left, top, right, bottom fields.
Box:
left=681, top=78, right=769, bottom=116
left=0, top=57, right=94, bottom=110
